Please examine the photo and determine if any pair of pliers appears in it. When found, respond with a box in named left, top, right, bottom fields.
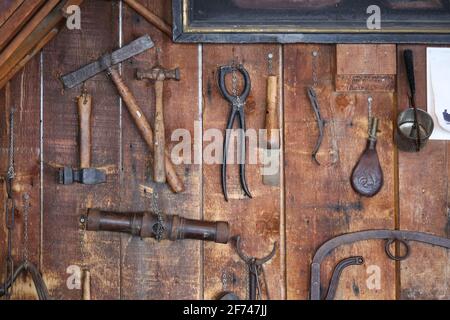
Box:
left=218, top=65, right=252, bottom=201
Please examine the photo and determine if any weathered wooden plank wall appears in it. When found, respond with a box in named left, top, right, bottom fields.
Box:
left=0, top=0, right=449, bottom=300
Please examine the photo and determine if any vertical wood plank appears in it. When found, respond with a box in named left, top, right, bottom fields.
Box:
left=0, top=58, right=41, bottom=299
left=202, top=44, right=284, bottom=300
left=41, top=0, right=121, bottom=300
left=284, top=44, right=396, bottom=300
left=397, top=45, right=450, bottom=299
left=119, top=0, right=202, bottom=299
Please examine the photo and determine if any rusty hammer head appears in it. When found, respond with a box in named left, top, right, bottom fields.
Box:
left=136, top=67, right=180, bottom=82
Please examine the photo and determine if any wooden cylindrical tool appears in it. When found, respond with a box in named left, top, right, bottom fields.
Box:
left=78, top=92, right=92, bottom=168
left=107, top=68, right=184, bottom=193
left=265, top=75, right=279, bottom=149
left=123, top=0, right=172, bottom=38
left=86, top=209, right=230, bottom=244
left=82, top=269, right=91, bottom=300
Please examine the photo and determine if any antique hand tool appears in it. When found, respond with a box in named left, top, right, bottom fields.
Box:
left=58, top=87, right=106, bottom=185
left=395, top=49, right=434, bottom=152
left=60, top=35, right=184, bottom=193
left=310, top=230, right=450, bottom=300
left=235, top=236, right=277, bottom=300
left=307, top=87, right=325, bottom=165
left=85, top=209, right=230, bottom=244
left=136, top=65, right=180, bottom=183
left=351, top=97, right=383, bottom=197
left=1, top=111, right=49, bottom=300
left=218, top=64, right=252, bottom=201
left=262, top=53, right=280, bottom=186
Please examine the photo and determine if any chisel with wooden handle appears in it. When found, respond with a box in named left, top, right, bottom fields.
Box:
left=262, top=72, right=280, bottom=187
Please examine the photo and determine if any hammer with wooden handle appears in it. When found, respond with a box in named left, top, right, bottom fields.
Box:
left=136, top=67, right=180, bottom=183
left=60, top=35, right=184, bottom=193
left=58, top=91, right=107, bottom=185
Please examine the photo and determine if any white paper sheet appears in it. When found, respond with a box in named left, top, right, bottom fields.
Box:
left=427, top=47, right=450, bottom=140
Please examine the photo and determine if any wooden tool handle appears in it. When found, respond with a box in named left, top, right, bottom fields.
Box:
left=265, top=75, right=279, bottom=149
left=153, top=80, right=166, bottom=183
left=78, top=93, right=92, bottom=169
left=124, top=0, right=172, bottom=37
left=108, top=68, right=184, bottom=193
left=82, top=269, right=91, bottom=300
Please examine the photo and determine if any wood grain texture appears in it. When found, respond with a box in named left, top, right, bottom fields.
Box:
left=0, top=57, right=41, bottom=300
left=0, top=0, right=46, bottom=52
left=0, top=0, right=25, bottom=28
left=397, top=45, right=450, bottom=299
left=284, top=44, right=396, bottom=300
left=119, top=0, right=202, bottom=299
left=41, top=0, right=121, bottom=300
left=202, top=44, right=283, bottom=300
left=337, top=45, right=397, bottom=75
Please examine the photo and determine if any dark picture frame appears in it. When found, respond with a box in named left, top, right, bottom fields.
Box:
left=173, top=0, right=450, bottom=43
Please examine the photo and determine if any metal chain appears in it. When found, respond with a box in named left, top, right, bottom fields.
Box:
left=4, top=110, right=15, bottom=299
left=22, top=193, right=30, bottom=266
left=79, top=215, right=87, bottom=268
left=150, top=190, right=165, bottom=242
left=312, top=51, right=319, bottom=87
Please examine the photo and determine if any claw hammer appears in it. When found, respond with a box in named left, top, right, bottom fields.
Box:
left=136, top=66, right=180, bottom=183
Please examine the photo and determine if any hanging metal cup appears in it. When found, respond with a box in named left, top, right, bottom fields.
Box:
left=395, top=108, right=434, bottom=152
left=395, top=49, right=434, bottom=152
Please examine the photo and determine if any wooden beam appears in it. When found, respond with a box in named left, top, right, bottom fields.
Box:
left=0, top=0, right=25, bottom=27
left=0, top=0, right=46, bottom=52
left=0, top=28, right=59, bottom=89
left=0, top=0, right=84, bottom=89
left=0, top=0, right=60, bottom=65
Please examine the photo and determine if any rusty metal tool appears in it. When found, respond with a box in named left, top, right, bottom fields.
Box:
left=310, top=230, right=450, bottom=300
left=58, top=87, right=106, bottom=185
left=60, top=35, right=184, bottom=193
left=351, top=97, right=383, bottom=197
left=85, top=209, right=230, bottom=244
left=136, top=65, right=180, bottom=183
left=218, top=64, right=252, bottom=201
left=235, top=236, right=277, bottom=300
left=307, top=87, right=325, bottom=165
left=262, top=53, right=280, bottom=186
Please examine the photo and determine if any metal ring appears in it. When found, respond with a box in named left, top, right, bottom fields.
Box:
left=385, top=239, right=410, bottom=261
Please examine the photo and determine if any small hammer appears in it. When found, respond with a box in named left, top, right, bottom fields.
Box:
left=59, top=90, right=106, bottom=185
left=137, top=66, right=180, bottom=183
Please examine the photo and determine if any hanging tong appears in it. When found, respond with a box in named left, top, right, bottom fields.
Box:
left=235, top=236, right=277, bottom=300
left=307, top=87, right=325, bottom=165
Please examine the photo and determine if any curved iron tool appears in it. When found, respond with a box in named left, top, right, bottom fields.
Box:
left=307, top=87, right=325, bottom=165
left=310, top=230, right=450, bottom=300
left=0, top=261, right=50, bottom=300
left=218, top=65, right=252, bottom=201
left=235, top=236, right=277, bottom=300
left=324, top=256, right=364, bottom=300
